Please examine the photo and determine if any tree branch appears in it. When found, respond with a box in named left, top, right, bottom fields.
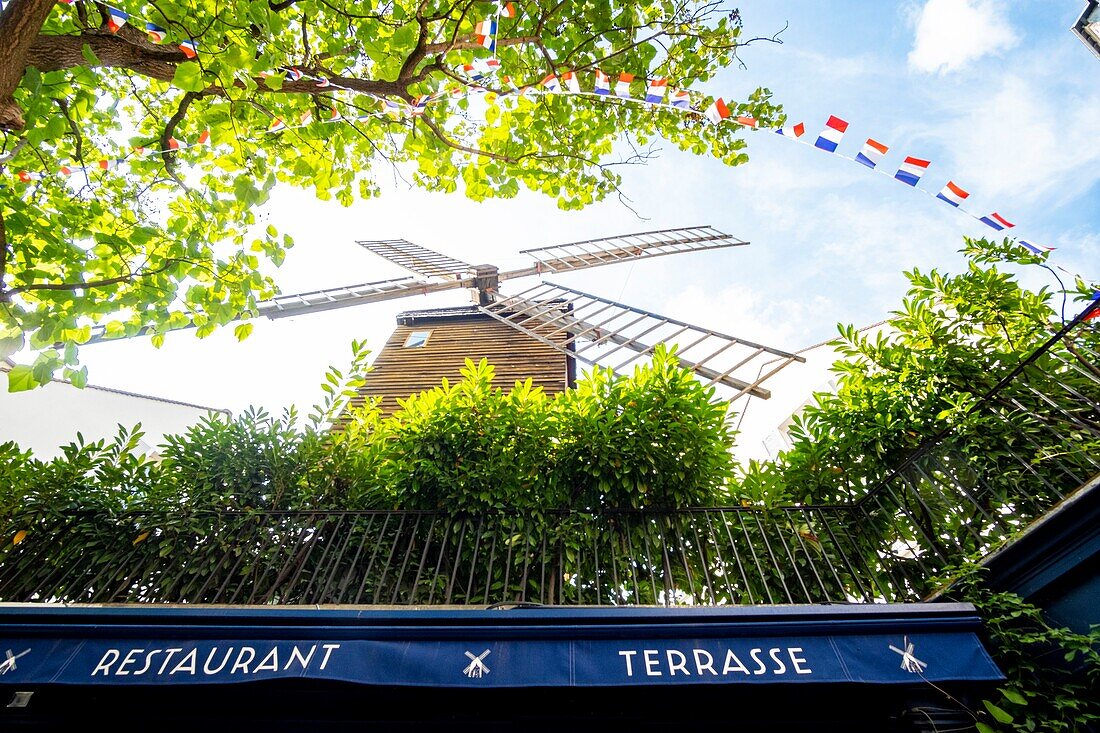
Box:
left=419, top=115, right=517, bottom=163
left=7, top=258, right=187, bottom=297
left=160, top=91, right=199, bottom=177
left=0, top=136, right=28, bottom=165
left=0, top=0, right=60, bottom=130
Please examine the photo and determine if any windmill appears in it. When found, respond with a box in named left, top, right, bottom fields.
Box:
left=86, top=225, right=805, bottom=412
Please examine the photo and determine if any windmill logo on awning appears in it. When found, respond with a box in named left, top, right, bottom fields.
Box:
left=463, top=649, right=492, bottom=678
left=889, top=636, right=927, bottom=674
left=0, top=648, right=30, bottom=675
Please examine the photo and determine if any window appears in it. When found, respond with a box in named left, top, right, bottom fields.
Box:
left=403, top=330, right=432, bottom=348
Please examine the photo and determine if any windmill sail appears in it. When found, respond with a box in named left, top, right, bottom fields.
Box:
left=479, top=281, right=804, bottom=400
left=356, top=239, right=473, bottom=280
left=499, top=225, right=747, bottom=281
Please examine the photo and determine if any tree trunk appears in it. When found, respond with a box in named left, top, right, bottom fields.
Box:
left=0, top=0, right=58, bottom=130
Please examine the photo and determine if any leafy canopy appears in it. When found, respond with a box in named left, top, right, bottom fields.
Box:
left=0, top=0, right=781, bottom=388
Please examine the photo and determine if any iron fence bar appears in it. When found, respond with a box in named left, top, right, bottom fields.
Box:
left=751, top=513, right=791, bottom=603
left=260, top=515, right=324, bottom=604
left=620, top=518, right=642, bottom=605
left=638, top=518, right=660, bottom=604
left=329, top=514, right=375, bottom=603
left=926, top=454, right=1013, bottom=534
left=688, top=515, right=716, bottom=605
left=407, top=515, right=439, bottom=604
left=702, top=511, right=737, bottom=604
left=389, top=514, right=424, bottom=604
left=591, top=522, right=601, bottom=606
left=481, top=525, right=499, bottom=605
left=1015, top=380, right=1100, bottom=437
left=462, top=516, right=485, bottom=604
left=441, top=517, right=467, bottom=605
left=300, top=514, right=348, bottom=602
left=812, top=508, right=869, bottom=603
left=737, top=512, right=775, bottom=604
left=538, top=532, right=548, bottom=605
left=501, top=515, right=516, bottom=604
left=795, top=508, right=844, bottom=602
left=352, top=510, right=391, bottom=603
left=425, top=517, right=454, bottom=605
left=769, top=512, right=814, bottom=603
left=718, top=512, right=755, bottom=604
left=203, top=519, right=258, bottom=604
left=358, top=513, right=396, bottom=604
left=908, top=463, right=986, bottom=550
left=983, top=406, right=1082, bottom=495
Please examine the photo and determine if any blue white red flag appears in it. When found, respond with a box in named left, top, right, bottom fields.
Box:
left=979, top=212, right=1014, bottom=231
left=17, top=171, right=41, bottom=183
left=540, top=74, right=561, bottom=93
left=107, top=7, right=128, bottom=33
left=594, top=70, right=611, bottom=95
left=267, top=118, right=287, bottom=132
left=670, top=90, right=690, bottom=108
left=935, top=181, right=969, bottom=207
left=615, top=72, right=634, bottom=98
left=814, top=115, right=848, bottom=152
left=315, top=77, right=331, bottom=88
left=166, top=137, right=181, bottom=150
left=855, top=138, right=888, bottom=169
left=463, top=63, right=485, bottom=81
left=644, top=78, right=668, bottom=103
left=285, top=67, right=304, bottom=81
left=894, top=156, right=930, bottom=186
left=704, top=98, right=730, bottom=124
left=196, top=130, right=210, bottom=144
left=179, top=40, right=198, bottom=58
left=477, top=34, right=495, bottom=51
left=484, top=58, right=502, bottom=72
left=735, top=116, right=757, bottom=128
left=98, top=159, right=118, bottom=170
left=145, top=23, right=167, bottom=43
left=299, top=110, right=313, bottom=125
left=561, top=71, right=581, bottom=93
left=1018, top=240, right=1054, bottom=255
left=475, top=19, right=497, bottom=36
left=775, top=122, right=805, bottom=138
left=500, top=2, right=516, bottom=17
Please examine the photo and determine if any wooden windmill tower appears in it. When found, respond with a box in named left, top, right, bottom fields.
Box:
left=88, top=225, right=805, bottom=411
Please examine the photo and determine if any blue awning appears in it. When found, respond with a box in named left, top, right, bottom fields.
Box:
left=0, top=603, right=1002, bottom=688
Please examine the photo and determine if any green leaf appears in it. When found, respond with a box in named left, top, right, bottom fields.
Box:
left=171, top=62, right=206, bottom=92
left=0, top=332, right=25, bottom=360
left=80, top=43, right=102, bottom=66
left=233, top=323, right=253, bottom=342
left=6, top=365, right=38, bottom=392
left=975, top=724, right=997, bottom=733
left=1001, top=688, right=1027, bottom=706
left=983, top=700, right=1014, bottom=725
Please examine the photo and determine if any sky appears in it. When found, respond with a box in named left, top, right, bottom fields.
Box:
left=68, top=0, right=1100, bottom=446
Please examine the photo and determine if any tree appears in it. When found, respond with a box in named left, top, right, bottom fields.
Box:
left=0, top=0, right=782, bottom=388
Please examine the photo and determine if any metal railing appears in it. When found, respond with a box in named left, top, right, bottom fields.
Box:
left=2, top=307, right=1097, bottom=606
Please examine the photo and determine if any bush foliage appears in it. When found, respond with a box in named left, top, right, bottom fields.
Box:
left=0, top=343, right=738, bottom=522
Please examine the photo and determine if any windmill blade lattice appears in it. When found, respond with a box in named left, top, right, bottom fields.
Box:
left=499, top=225, right=748, bottom=281
left=356, top=238, right=474, bottom=280
left=479, top=281, right=804, bottom=401
left=256, top=275, right=461, bottom=319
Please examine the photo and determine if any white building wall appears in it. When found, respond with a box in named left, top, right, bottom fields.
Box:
left=732, top=322, right=888, bottom=463
left=0, top=364, right=228, bottom=459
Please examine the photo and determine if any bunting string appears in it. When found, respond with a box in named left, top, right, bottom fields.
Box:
left=7, top=0, right=1089, bottom=289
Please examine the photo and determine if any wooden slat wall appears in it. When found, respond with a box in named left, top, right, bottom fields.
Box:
left=350, top=313, right=570, bottom=416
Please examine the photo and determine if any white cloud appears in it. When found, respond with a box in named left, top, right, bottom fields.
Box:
left=934, top=75, right=1100, bottom=204
left=908, top=0, right=1020, bottom=74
